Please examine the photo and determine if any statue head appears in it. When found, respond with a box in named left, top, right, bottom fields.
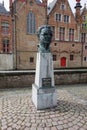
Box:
left=37, top=25, right=53, bottom=53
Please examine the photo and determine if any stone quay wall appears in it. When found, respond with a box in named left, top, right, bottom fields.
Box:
left=0, top=69, right=87, bottom=89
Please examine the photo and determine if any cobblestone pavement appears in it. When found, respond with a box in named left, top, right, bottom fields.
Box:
left=0, top=85, right=87, bottom=130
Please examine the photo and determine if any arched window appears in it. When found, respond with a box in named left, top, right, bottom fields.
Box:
left=1, top=21, right=9, bottom=34
left=27, top=11, right=36, bottom=34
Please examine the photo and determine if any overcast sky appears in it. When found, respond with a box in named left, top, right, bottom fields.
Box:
left=0, top=0, right=87, bottom=13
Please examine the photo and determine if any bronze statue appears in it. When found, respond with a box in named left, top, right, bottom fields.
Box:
left=37, top=25, right=53, bottom=53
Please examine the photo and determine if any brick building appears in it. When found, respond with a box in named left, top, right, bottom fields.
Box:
left=0, top=2, right=13, bottom=70
left=10, top=0, right=46, bottom=69
left=10, top=0, right=87, bottom=70
left=48, top=0, right=82, bottom=68
left=80, top=4, right=87, bottom=67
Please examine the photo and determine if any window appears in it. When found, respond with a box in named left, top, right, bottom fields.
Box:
left=60, top=4, right=65, bottom=10
left=85, top=46, right=87, bottom=49
left=55, top=14, right=61, bottom=21
left=70, top=54, right=74, bottom=61
left=84, top=56, right=87, bottom=62
left=59, top=27, right=65, bottom=41
left=72, top=44, right=75, bottom=47
left=1, top=22, right=9, bottom=34
left=82, top=23, right=87, bottom=29
left=53, top=55, right=57, bottom=61
left=69, top=29, right=74, bottom=41
left=84, top=57, right=86, bottom=61
left=64, top=15, right=69, bottom=23
left=30, top=57, right=34, bottom=63
left=2, top=38, right=9, bottom=53
left=81, top=33, right=86, bottom=43
left=29, top=1, right=33, bottom=6
left=27, top=11, right=36, bottom=34
left=54, top=43, right=57, bottom=46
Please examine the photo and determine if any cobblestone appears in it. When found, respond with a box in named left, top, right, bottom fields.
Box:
left=0, top=84, right=87, bottom=130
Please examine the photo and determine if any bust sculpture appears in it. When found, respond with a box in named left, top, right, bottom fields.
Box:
left=37, top=25, right=53, bottom=53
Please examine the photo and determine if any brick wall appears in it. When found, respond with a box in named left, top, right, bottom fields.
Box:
left=0, top=70, right=87, bottom=89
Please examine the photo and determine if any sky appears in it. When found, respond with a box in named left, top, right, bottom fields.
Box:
left=0, top=0, right=87, bottom=13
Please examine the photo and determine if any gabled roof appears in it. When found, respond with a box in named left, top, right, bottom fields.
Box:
left=48, top=0, right=75, bottom=16
left=48, top=0, right=57, bottom=14
left=0, top=3, right=9, bottom=15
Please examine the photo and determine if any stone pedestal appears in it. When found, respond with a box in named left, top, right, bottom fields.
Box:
left=32, top=53, right=57, bottom=110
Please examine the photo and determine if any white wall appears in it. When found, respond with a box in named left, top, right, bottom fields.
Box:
left=0, top=54, right=13, bottom=70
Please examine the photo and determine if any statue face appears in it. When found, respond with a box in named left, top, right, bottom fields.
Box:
left=39, top=28, right=52, bottom=44
left=37, top=25, right=53, bottom=52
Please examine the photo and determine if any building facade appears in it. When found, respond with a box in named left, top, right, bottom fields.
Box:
left=80, top=4, right=87, bottom=67
left=10, top=0, right=87, bottom=70
left=48, top=0, right=82, bottom=68
left=0, top=2, right=13, bottom=70
left=10, top=0, right=46, bottom=70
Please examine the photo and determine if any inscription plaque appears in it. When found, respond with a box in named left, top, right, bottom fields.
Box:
left=42, top=78, right=51, bottom=87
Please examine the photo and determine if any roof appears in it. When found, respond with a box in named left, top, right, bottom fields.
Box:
left=36, top=0, right=45, bottom=7
left=36, top=0, right=42, bottom=4
left=0, top=3, right=9, bottom=15
left=48, top=0, right=57, bottom=14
